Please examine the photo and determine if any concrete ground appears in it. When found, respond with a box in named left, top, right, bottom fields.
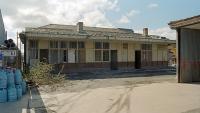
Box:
left=39, top=83, right=200, bottom=113
left=1, top=70, right=200, bottom=113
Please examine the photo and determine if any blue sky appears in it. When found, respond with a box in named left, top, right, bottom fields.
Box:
left=0, top=0, right=200, bottom=41
left=108, top=0, right=200, bottom=29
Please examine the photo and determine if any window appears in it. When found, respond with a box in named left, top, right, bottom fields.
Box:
left=29, top=49, right=38, bottom=59
left=141, top=44, right=152, bottom=62
left=29, top=40, right=38, bottom=59
left=103, top=50, right=109, bottom=61
left=78, top=41, right=85, bottom=48
left=50, top=41, right=58, bottom=48
left=60, top=41, right=67, bottom=48
left=103, top=42, right=109, bottom=49
left=49, top=41, right=59, bottom=63
left=49, top=41, right=85, bottom=64
left=29, top=40, right=38, bottom=49
left=69, top=41, right=77, bottom=49
left=60, top=50, right=68, bottom=62
left=95, top=42, right=110, bottom=61
left=49, top=50, right=58, bottom=64
left=142, top=44, right=152, bottom=50
left=95, top=42, right=102, bottom=49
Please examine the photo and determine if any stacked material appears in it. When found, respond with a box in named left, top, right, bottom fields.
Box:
left=0, top=68, right=27, bottom=103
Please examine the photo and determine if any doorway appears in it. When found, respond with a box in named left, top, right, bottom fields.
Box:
left=110, top=50, right=118, bottom=70
left=40, top=49, right=48, bottom=63
left=135, top=50, right=141, bottom=69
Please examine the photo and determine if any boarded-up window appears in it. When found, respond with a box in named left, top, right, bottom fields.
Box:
left=68, top=49, right=76, bottom=63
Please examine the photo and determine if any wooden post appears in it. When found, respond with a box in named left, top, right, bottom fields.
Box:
left=16, top=32, right=19, bottom=68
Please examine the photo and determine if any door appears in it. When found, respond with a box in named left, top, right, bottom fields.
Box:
left=68, top=49, right=76, bottom=63
left=110, top=50, right=118, bottom=70
left=135, top=50, right=141, bottom=69
left=40, top=49, right=48, bottom=63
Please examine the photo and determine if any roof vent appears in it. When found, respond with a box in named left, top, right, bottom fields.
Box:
left=161, top=37, right=166, bottom=39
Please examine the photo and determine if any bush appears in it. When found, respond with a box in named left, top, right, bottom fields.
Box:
left=25, top=62, right=65, bottom=86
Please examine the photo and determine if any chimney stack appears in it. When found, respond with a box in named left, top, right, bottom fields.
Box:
left=143, top=28, right=148, bottom=36
left=77, top=22, right=83, bottom=33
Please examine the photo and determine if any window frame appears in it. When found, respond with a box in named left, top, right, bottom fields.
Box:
left=94, top=41, right=110, bottom=62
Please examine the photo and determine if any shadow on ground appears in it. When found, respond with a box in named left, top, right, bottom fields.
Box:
left=66, top=68, right=176, bottom=80
left=29, top=87, right=49, bottom=113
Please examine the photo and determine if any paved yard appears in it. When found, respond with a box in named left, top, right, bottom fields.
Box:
left=38, top=82, right=200, bottom=113
left=1, top=72, right=200, bottom=113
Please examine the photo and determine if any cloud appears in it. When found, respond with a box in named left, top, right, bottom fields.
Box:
left=0, top=0, right=119, bottom=48
left=117, top=16, right=130, bottom=24
left=135, top=27, right=176, bottom=40
left=148, top=3, right=159, bottom=8
left=117, top=10, right=140, bottom=24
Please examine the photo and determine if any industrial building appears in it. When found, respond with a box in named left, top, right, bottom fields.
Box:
left=20, top=22, right=175, bottom=73
left=169, top=15, right=200, bottom=83
left=0, top=10, right=7, bottom=45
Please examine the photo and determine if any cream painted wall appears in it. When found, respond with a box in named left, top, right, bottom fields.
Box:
left=128, top=43, right=134, bottom=62
left=134, top=43, right=141, bottom=50
left=33, top=39, right=169, bottom=64
left=110, top=41, right=122, bottom=62
left=85, top=40, right=94, bottom=62
left=38, top=40, right=49, bottom=49
left=157, top=44, right=168, bottom=61
left=152, top=44, right=158, bottom=61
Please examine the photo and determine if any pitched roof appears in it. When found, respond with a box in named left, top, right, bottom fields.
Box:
left=168, top=15, right=200, bottom=29
left=19, top=23, right=175, bottom=44
left=20, top=24, right=176, bottom=45
left=25, top=24, right=166, bottom=39
left=38, top=24, right=134, bottom=33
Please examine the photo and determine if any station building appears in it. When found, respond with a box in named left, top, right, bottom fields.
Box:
left=20, top=22, right=175, bottom=73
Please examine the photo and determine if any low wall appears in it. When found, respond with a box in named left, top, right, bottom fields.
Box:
left=53, top=61, right=168, bottom=73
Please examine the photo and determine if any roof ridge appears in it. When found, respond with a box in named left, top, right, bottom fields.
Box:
left=169, top=15, right=200, bottom=24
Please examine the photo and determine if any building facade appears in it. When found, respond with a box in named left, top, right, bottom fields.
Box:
left=0, top=10, right=7, bottom=45
left=20, top=22, right=175, bottom=73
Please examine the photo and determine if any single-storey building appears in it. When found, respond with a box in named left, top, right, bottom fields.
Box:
left=20, top=22, right=175, bottom=73
left=169, top=15, right=200, bottom=83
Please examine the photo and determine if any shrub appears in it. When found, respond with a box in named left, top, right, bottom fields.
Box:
left=25, top=62, right=65, bottom=86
